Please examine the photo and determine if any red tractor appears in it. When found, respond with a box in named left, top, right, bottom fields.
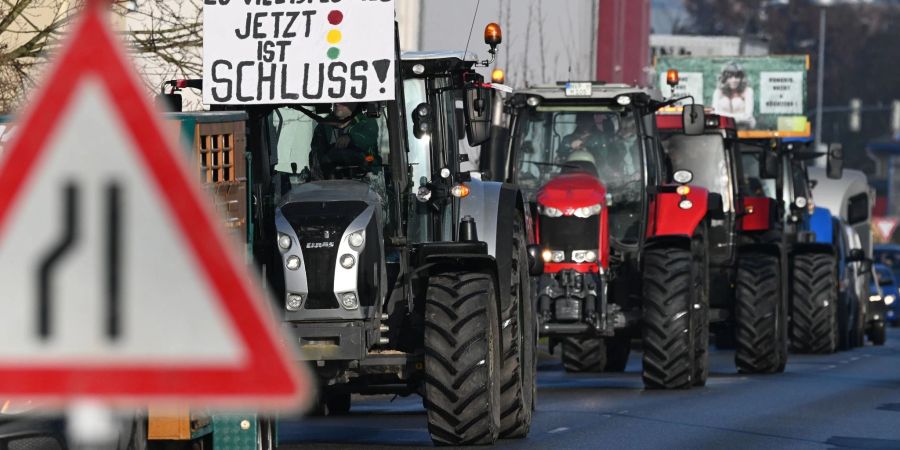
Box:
left=656, top=110, right=788, bottom=373
left=502, top=83, right=715, bottom=389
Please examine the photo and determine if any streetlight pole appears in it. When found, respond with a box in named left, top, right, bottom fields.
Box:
left=814, top=7, right=826, bottom=152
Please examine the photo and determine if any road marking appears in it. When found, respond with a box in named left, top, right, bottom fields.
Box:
left=548, top=427, right=569, bottom=434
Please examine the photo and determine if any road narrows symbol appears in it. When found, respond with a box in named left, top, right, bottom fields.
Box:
left=38, top=182, right=80, bottom=340
left=36, top=181, right=124, bottom=341
left=106, top=181, right=122, bottom=340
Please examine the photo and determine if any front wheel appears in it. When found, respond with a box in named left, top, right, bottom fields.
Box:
left=734, top=252, right=784, bottom=373
left=642, top=245, right=694, bottom=389
left=790, top=253, right=838, bottom=354
left=424, top=271, right=501, bottom=446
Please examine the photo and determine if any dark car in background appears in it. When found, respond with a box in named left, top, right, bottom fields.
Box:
left=872, top=263, right=899, bottom=327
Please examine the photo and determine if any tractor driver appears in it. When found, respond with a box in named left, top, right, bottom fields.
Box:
left=560, top=112, right=615, bottom=161
left=309, top=102, right=380, bottom=180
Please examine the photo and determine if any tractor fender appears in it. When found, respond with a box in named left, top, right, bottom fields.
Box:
left=648, top=186, right=708, bottom=238
left=459, top=179, right=531, bottom=305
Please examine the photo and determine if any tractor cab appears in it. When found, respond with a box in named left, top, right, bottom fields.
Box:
left=505, top=82, right=716, bottom=389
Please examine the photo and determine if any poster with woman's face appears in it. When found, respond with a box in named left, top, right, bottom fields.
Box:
left=656, top=55, right=809, bottom=134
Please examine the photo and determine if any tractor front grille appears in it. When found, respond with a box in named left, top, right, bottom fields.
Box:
left=539, top=215, right=599, bottom=254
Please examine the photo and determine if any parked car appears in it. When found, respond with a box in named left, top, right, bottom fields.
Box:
left=872, top=263, right=899, bottom=327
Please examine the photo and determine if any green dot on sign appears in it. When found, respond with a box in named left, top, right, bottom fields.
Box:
left=327, top=47, right=340, bottom=59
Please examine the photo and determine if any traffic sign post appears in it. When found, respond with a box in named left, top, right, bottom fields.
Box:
left=0, top=0, right=308, bottom=413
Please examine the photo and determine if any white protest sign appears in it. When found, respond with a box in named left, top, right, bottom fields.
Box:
left=203, top=0, right=396, bottom=105
left=659, top=71, right=703, bottom=106
left=759, top=71, right=803, bottom=114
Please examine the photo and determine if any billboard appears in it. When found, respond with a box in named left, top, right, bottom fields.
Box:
left=655, top=55, right=810, bottom=137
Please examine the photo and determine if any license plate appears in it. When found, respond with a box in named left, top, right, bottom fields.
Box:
left=565, top=82, right=592, bottom=97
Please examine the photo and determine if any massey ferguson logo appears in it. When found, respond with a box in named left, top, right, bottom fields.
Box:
left=305, top=241, right=335, bottom=249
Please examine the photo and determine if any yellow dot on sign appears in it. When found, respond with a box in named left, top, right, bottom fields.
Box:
left=326, top=29, right=342, bottom=44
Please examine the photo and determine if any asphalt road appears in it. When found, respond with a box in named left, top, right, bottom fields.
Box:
left=279, top=328, right=900, bottom=449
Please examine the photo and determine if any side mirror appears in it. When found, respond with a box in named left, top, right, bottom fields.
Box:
left=412, top=103, right=434, bottom=139
left=707, top=193, right=725, bottom=220
left=848, top=248, right=866, bottom=262
left=464, top=85, right=494, bottom=146
left=761, top=151, right=779, bottom=179
left=827, top=143, right=843, bottom=179
left=156, top=93, right=182, bottom=112
left=682, top=104, right=705, bottom=136
left=526, top=244, right=544, bottom=276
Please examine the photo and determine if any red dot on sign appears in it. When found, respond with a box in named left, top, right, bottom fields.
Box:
left=328, top=11, right=343, bottom=25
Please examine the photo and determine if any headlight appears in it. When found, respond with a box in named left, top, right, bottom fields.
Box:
left=286, top=255, right=301, bottom=271
left=679, top=199, right=693, bottom=210
left=885, top=295, right=895, bottom=305
left=526, top=96, right=541, bottom=107
left=615, top=94, right=632, bottom=106
left=673, top=169, right=693, bottom=184
left=572, top=250, right=599, bottom=263
left=277, top=233, right=292, bottom=250
left=573, top=204, right=602, bottom=218
left=542, top=249, right=552, bottom=263
left=286, top=294, right=303, bottom=311
left=538, top=205, right=563, bottom=218
left=869, top=294, right=883, bottom=303
left=572, top=250, right=587, bottom=263
left=348, top=230, right=365, bottom=248
left=340, top=254, right=356, bottom=269
left=551, top=250, right=565, bottom=263
left=339, top=292, right=359, bottom=309
left=795, top=197, right=808, bottom=208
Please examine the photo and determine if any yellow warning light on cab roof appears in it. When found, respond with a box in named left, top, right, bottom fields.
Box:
left=491, top=68, right=505, bottom=84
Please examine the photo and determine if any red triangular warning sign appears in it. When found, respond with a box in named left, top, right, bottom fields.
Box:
left=0, top=5, right=308, bottom=407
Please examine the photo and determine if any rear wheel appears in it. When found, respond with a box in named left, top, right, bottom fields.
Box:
left=561, top=337, right=607, bottom=373
left=790, top=253, right=838, bottom=354
left=498, top=216, right=535, bottom=439
left=642, top=245, right=694, bottom=390
left=424, top=271, right=501, bottom=446
left=604, top=335, right=631, bottom=372
left=734, top=252, right=783, bottom=373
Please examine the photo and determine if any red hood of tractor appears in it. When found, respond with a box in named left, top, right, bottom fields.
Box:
left=536, top=173, right=607, bottom=210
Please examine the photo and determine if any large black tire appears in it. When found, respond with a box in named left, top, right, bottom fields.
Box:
left=498, top=215, right=535, bottom=439
left=561, top=337, right=607, bottom=373
left=424, top=271, right=501, bottom=446
left=734, top=252, right=783, bottom=373
left=790, top=253, right=838, bottom=354
left=642, top=246, right=694, bottom=390
left=604, top=335, right=631, bottom=372
left=691, top=229, right=710, bottom=387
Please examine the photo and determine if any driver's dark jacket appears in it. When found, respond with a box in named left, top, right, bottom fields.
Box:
left=310, top=114, right=379, bottom=162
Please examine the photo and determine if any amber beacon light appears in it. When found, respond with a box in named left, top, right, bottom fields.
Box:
left=666, top=69, right=680, bottom=87
left=491, top=68, right=505, bottom=84
left=484, top=23, right=502, bottom=49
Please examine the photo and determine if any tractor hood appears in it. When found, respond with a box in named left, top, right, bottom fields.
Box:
left=279, top=180, right=382, bottom=207
left=536, top=173, right=607, bottom=210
